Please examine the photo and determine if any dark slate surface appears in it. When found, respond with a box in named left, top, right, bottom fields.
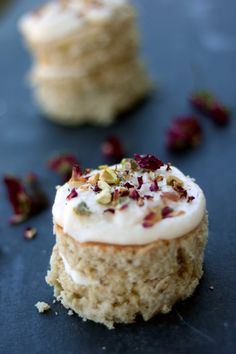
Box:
left=0, top=0, right=236, bottom=353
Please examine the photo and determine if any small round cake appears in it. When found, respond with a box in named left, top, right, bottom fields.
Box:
left=19, top=0, right=150, bottom=125
left=46, top=154, right=208, bottom=328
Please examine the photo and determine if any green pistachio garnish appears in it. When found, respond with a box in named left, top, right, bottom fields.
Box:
left=95, top=189, right=112, bottom=205
left=121, top=158, right=138, bottom=171
left=98, top=180, right=111, bottom=190
left=98, top=164, right=109, bottom=170
left=100, top=168, right=120, bottom=185
left=88, top=173, right=100, bottom=185
left=73, top=202, right=91, bottom=216
left=166, top=175, right=183, bottom=187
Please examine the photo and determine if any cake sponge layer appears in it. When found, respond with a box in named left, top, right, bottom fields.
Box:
left=46, top=214, right=208, bottom=328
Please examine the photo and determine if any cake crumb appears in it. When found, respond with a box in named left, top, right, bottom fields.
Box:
left=55, top=311, right=58, bottom=316
left=35, top=301, right=50, bottom=313
left=102, top=346, right=106, bottom=350
left=68, top=309, right=73, bottom=316
left=53, top=299, right=56, bottom=304
left=209, top=285, right=214, bottom=291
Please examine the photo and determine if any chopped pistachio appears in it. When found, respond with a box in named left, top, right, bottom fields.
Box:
left=121, top=158, right=138, bottom=171
left=98, top=164, right=109, bottom=170
left=100, top=168, right=119, bottom=185
left=151, top=205, right=162, bottom=214
left=98, top=180, right=111, bottom=190
left=95, top=189, right=112, bottom=205
left=88, top=173, right=100, bottom=185
left=166, top=175, right=183, bottom=187
left=73, top=202, right=91, bottom=216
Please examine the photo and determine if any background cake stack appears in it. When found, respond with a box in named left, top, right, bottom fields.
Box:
left=19, top=0, right=150, bottom=125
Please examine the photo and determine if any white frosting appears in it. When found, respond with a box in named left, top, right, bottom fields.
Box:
left=19, top=0, right=126, bottom=42
left=52, top=164, right=206, bottom=245
left=60, top=253, right=98, bottom=285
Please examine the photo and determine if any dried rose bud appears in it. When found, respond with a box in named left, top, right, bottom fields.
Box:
left=166, top=116, right=202, bottom=151
left=190, top=91, right=230, bottom=125
left=101, top=136, right=125, bottom=160
left=48, top=154, right=78, bottom=181
left=24, top=226, right=37, bottom=240
left=4, top=174, right=48, bottom=224
left=134, top=154, right=164, bottom=171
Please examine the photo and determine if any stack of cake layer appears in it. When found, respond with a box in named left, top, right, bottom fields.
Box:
left=19, top=0, right=150, bottom=125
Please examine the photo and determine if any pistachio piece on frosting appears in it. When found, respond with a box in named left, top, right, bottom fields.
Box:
left=100, top=168, right=119, bottom=185
left=166, top=175, right=183, bottom=187
left=95, top=189, right=112, bottom=205
left=98, top=180, right=111, bottom=190
left=73, top=202, right=91, bottom=216
left=88, top=173, right=100, bottom=185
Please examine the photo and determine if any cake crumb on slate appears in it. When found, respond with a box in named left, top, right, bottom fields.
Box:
left=35, top=301, right=50, bottom=313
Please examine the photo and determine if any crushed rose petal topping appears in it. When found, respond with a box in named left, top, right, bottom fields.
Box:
left=134, top=154, right=164, bottom=171
left=66, top=188, right=78, bottom=200
left=137, top=176, right=143, bottom=190
left=62, top=154, right=195, bottom=229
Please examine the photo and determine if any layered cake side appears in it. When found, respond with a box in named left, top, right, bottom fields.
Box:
left=19, top=0, right=150, bottom=125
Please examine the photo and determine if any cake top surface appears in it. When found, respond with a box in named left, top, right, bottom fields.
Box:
left=19, top=0, right=128, bottom=42
left=52, top=154, right=206, bottom=245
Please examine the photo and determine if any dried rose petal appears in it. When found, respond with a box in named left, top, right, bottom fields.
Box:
left=161, top=206, right=174, bottom=218
left=123, top=182, right=134, bottom=189
left=187, top=195, right=195, bottom=203
left=104, top=208, right=115, bottom=214
left=142, top=211, right=161, bottom=228
left=174, top=185, right=187, bottom=199
left=144, top=195, right=154, bottom=200
left=119, top=188, right=129, bottom=197
left=24, top=226, right=37, bottom=240
left=190, top=91, right=230, bottom=125
left=161, top=191, right=180, bottom=202
left=150, top=180, right=159, bottom=192
left=66, top=188, right=78, bottom=200
left=137, top=176, right=143, bottom=190
left=48, top=154, right=78, bottom=181
left=134, top=154, right=164, bottom=171
left=4, top=174, right=48, bottom=225
left=93, top=183, right=102, bottom=193
left=71, top=164, right=82, bottom=179
left=166, top=117, right=202, bottom=151
left=101, top=136, right=125, bottom=160
left=119, top=204, right=128, bottom=211
left=166, top=163, right=172, bottom=171
left=129, top=188, right=140, bottom=200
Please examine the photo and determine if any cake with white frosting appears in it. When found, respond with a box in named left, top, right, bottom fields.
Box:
left=46, top=154, right=208, bottom=328
left=19, top=0, right=150, bottom=125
